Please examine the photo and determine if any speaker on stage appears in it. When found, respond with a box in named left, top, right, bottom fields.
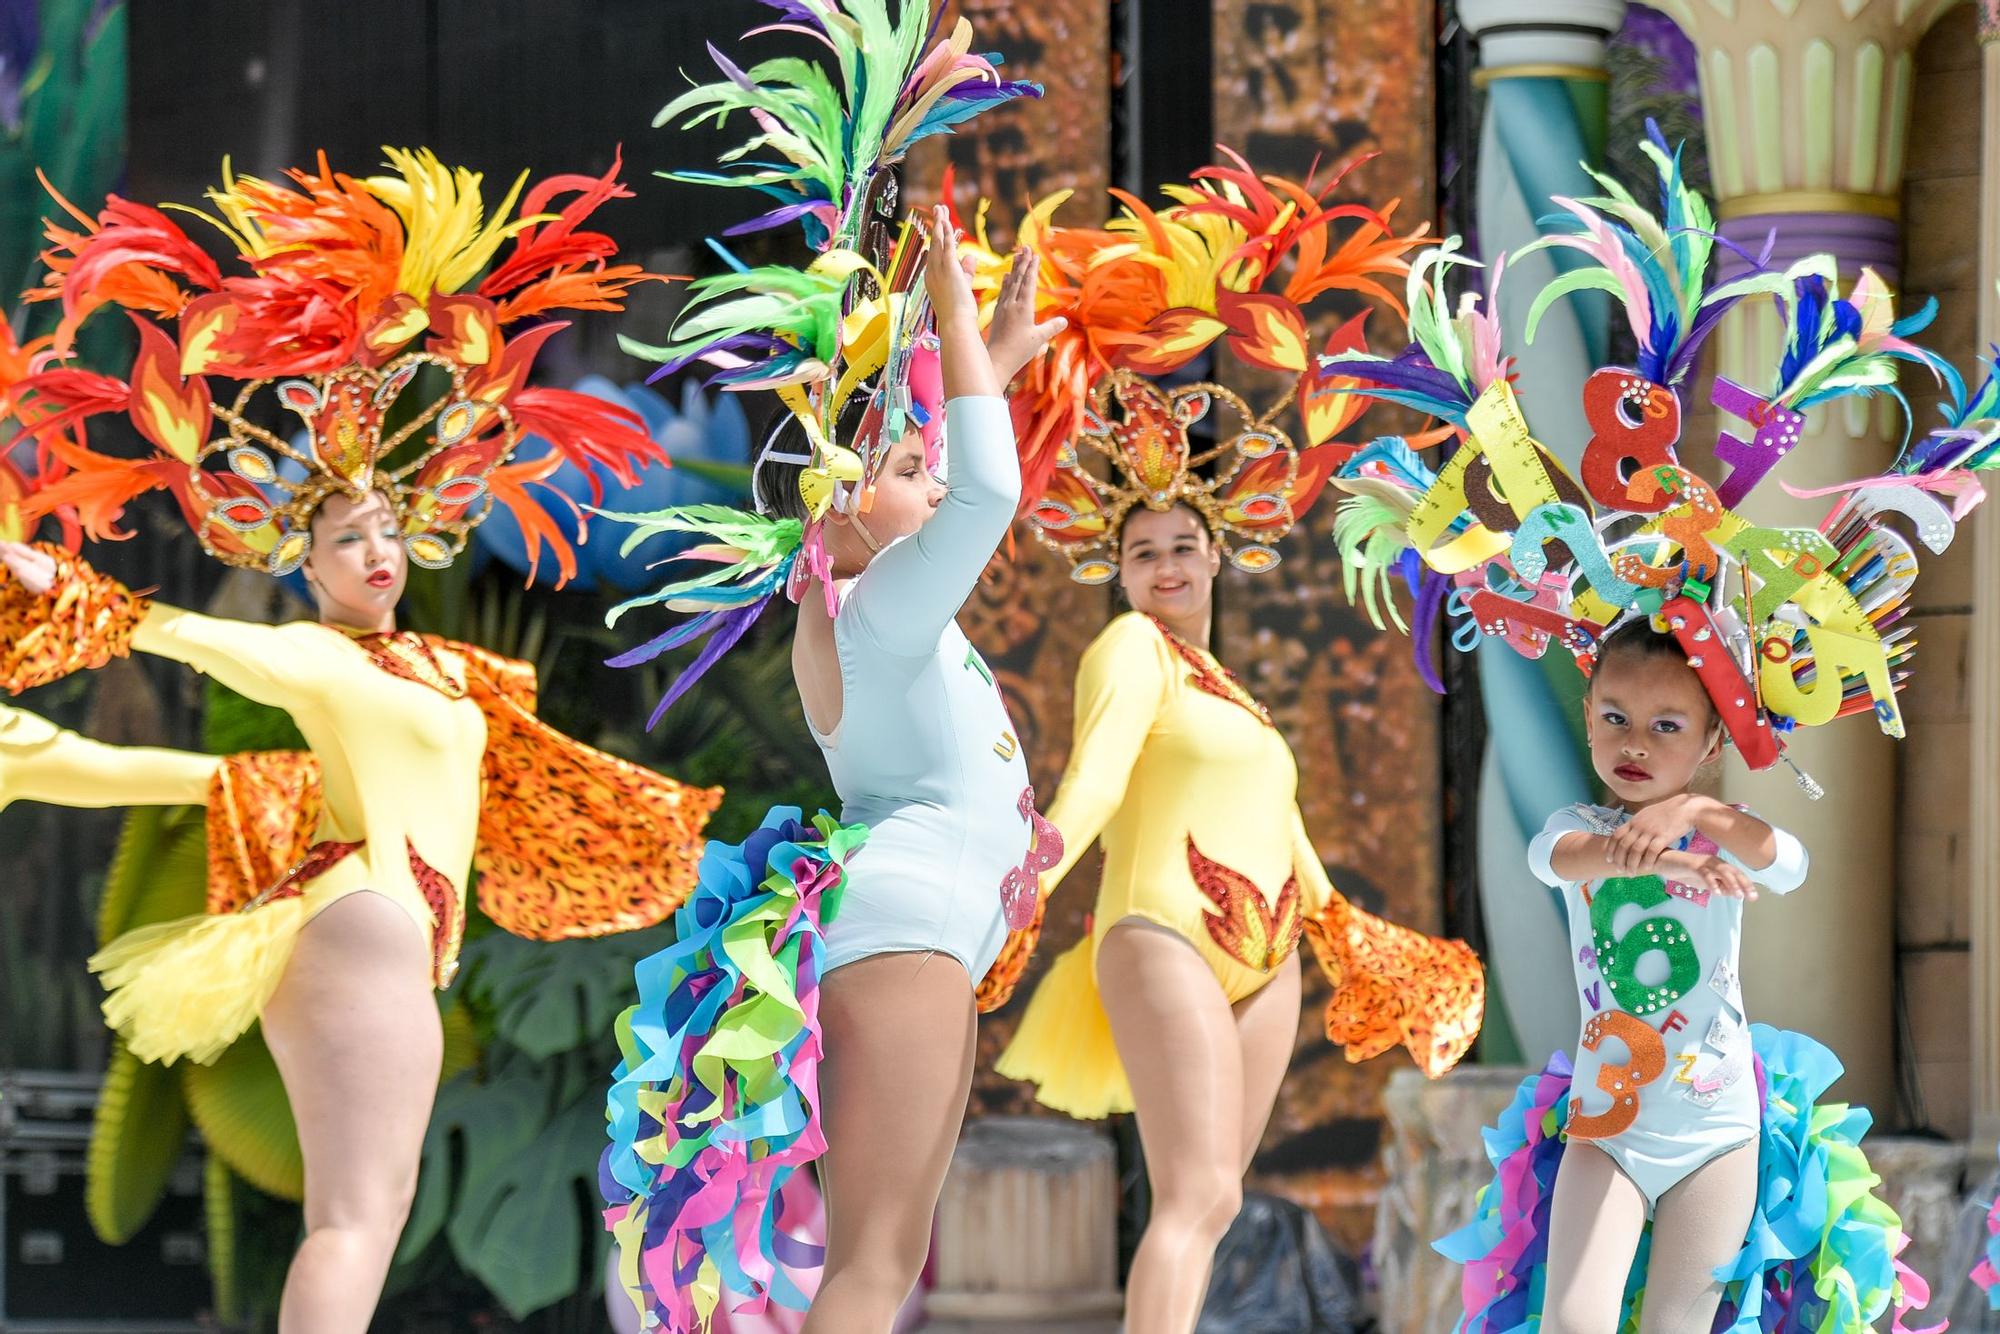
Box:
left=1, top=1071, right=213, bottom=1331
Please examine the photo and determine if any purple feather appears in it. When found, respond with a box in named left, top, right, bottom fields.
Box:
left=642, top=332, right=797, bottom=383
left=631, top=597, right=775, bottom=731
left=722, top=202, right=833, bottom=237
left=1331, top=348, right=1467, bottom=406
left=1410, top=569, right=1450, bottom=695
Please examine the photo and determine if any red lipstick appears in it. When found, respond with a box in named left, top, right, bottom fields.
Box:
left=1614, top=763, right=1651, bottom=783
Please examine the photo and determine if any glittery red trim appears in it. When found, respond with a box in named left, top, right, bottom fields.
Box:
left=1186, top=837, right=1301, bottom=972
left=349, top=630, right=466, bottom=698
left=407, top=839, right=463, bottom=987
left=239, top=839, right=364, bottom=912
left=1148, top=617, right=1272, bottom=728
left=232, top=835, right=461, bottom=988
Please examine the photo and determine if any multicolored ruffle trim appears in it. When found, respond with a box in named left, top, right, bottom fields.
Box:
left=1436, top=1025, right=1944, bottom=1333
left=1971, top=1175, right=2000, bottom=1307
left=600, top=808, right=865, bottom=1333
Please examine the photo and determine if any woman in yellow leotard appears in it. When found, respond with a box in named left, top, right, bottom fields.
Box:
left=975, top=161, right=1486, bottom=1332
left=0, top=150, right=719, bottom=1333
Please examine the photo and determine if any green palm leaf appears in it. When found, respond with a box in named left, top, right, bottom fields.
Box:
left=182, top=1034, right=303, bottom=1201
left=447, top=1096, right=610, bottom=1318
left=85, top=1039, right=190, bottom=1244
left=399, top=1075, right=547, bottom=1265
left=461, top=927, right=671, bottom=1061
left=97, top=804, right=209, bottom=946
left=203, top=1156, right=241, bottom=1325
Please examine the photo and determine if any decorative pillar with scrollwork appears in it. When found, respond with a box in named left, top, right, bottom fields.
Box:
left=1654, top=0, right=1959, bottom=1115
left=1452, top=0, right=1625, bottom=1066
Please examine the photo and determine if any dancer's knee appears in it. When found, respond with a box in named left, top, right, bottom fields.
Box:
left=307, top=1162, right=419, bottom=1243
left=1154, top=1171, right=1242, bottom=1247
left=829, top=1203, right=932, bottom=1300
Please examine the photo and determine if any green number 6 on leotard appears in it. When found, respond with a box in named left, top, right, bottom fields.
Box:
left=1589, top=876, right=1701, bottom=1016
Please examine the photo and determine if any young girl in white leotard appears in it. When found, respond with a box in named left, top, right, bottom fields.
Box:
left=1531, top=617, right=1807, bottom=1331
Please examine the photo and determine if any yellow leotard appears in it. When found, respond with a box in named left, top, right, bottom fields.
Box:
left=997, top=612, right=1485, bottom=1117
left=0, top=702, right=217, bottom=810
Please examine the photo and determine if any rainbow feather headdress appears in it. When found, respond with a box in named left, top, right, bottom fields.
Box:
left=10, top=150, right=663, bottom=586
left=964, top=150, right=1430, bottom=583
left=1324, top=126, right=1995, bottom=791
left=598, top=0, right=1039, bottom=727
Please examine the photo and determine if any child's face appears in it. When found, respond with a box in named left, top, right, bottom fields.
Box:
left=1117, top=505, right=1219, bottom=625
left=825, top=433, right=944, bottom=573
left=1585, top=651, right=1723, bottom=807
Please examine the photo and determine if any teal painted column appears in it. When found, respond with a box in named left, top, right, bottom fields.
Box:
left=1457, top=0, right=1625, bottom=1064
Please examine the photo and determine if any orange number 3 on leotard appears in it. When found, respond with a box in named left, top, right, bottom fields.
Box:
left=1567, top=1008, right=1667, bottom=1140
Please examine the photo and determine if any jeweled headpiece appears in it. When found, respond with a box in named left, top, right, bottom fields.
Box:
left=14, top=148, right=663, bottom=584
left=1326, top=128, right=1995, bottom=790
left=969, top=151, right=1429, bottom=583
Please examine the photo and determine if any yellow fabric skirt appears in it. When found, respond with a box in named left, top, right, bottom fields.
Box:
left=90, top=897, right=311, bottom=1066
left=994, top=937, right=1131, bottom=1118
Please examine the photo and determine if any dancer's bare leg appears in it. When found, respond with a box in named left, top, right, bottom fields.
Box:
left=1542, top=1141, right=1649, bottom=1333
left=805, top=951, right=977, bottom=1333
left=1096, top=920, right=1247, bottom=1334
left=260, top=891, right=442, bottom=1334
left=1637, top=1143, right=1757, bottom=1334
left=1233, top=952, right=1301, bottom=1171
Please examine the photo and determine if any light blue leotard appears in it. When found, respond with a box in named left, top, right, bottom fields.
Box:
left=811, top=395, right=1037, bottom=981
left=1529, top=802, right=1809, bottom=1212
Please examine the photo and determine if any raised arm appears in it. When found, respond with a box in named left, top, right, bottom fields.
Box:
left=839, top=395, right=1020, bottom=656
left=841, top=215, right=1064, bottom=658
left=0, top=540, right=326, bottom=711
left=1038, top=614, right=1173, bottom=896
left=0, top=703, right=217, bottom=810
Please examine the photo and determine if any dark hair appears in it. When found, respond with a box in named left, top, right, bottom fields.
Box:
left=1590, top=616, right=1719, bottom=721
left=750, top=390, right=879, bottom=526
left=1115, top=501, right=1212, bottom=553
left=1592, top=616, right=1690, bottom=677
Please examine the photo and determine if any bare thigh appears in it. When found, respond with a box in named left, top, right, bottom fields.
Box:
left=1232, top=952, right=1301, bottom=1171
left=816, top=952, right=977, bottom=1262
left=260, top=890, right=442, bottom=1230
left=1096, top=921, right=1247, bottom=1174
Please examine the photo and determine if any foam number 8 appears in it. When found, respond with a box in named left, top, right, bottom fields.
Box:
left=1589, top=875, right=1701, bottom=1017
left=1580, top=369, right=1681, bottom=512
left=1567, top=1009, right=1667, bottom=1141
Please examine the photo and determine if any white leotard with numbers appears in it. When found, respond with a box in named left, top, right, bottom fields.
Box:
left=808, top=395, right=1040, bottom=982
left=1528, top=802, right=1809, bottom=1211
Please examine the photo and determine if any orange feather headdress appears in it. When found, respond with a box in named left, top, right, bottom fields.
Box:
left=963, top=149, right=1430, bottom=582
left=11, top=148, right=663, bottom=585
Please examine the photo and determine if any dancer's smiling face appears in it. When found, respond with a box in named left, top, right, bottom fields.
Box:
left=1118, top=505, right=1219, bottom=625
left=304, top=489, right=407, bottom=631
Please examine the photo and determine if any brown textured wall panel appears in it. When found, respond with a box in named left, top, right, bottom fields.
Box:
left=907, top=0, right=1114, bottom=239
left=1213, top=0, right=1442, bottom=1250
